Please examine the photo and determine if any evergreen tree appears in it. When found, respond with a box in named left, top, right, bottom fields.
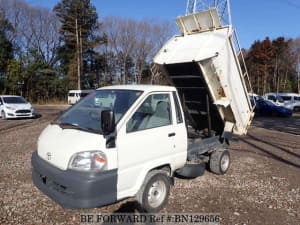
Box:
left=54, top=0, right=104, bottom=90
left=0, top=12, right=13, bottom=93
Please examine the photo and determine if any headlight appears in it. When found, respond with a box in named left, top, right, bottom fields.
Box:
left=68, top=151, right=107, bottom=172
left=5, top=106, right=15, bottom=110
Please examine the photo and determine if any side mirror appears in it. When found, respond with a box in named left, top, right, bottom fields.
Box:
left=101, top=110, right=115, bottom=135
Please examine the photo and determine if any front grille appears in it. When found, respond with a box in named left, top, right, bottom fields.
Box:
left=16, top=110, right=31, bottom=113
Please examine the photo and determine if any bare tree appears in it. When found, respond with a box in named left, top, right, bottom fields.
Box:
left=101, top=16, right=175, bottom=84
left=0, top=0, right=60, bottom=66
left=0, top=0, right=62, bottom=100
left=291, top=37, right=300, bottom=93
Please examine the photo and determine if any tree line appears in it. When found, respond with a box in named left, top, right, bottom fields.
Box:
left=244, top=37, right=300, bottom=95
left=0, top=0, right=299, bottom=103
left=0, top=0, right=174, bottom=102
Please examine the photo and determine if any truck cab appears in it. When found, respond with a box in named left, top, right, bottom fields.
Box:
left=33, top=85, right=190, bottom=211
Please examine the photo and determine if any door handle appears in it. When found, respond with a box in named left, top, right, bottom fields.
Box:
left=168, top=132, right=176, bottom=137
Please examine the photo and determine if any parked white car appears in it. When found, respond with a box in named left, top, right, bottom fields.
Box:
left=265, top=93, right=300, bottom=112
left=0, top=95, right=35, bottom=119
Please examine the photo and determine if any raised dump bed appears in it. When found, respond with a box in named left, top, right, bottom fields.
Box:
left=153, top=8, right=254, bottom=136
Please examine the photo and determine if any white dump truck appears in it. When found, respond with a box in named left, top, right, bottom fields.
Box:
left=31, top=8, right=254, bottom=212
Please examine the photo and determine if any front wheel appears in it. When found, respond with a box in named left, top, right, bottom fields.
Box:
left=209, top=150, right=231, bottom=175
left=1, top=111, right=7, bottom=120
left=136, top=171, right=170, bottom=213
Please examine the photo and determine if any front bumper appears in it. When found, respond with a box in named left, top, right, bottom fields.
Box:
left=31, top=151, right=117, bottom=209
left=5, top=110, right=34, bottom=118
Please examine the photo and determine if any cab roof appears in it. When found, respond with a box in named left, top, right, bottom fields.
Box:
left=97, top=85, right=176, bottom=93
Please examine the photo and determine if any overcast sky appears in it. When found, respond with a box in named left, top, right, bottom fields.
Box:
left=24, top=0, right=300, bottom=49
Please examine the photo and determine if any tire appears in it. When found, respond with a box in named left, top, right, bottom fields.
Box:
left=1, top=111, right=6, bottom=120
left=136, top=170, right=170, bottom=213
left=294, top=106, right=300, bottom=112
left=209, top=150, right=230, bottom=175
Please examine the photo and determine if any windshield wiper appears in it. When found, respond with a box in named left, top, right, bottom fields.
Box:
left=51, top=121, right=81, bottom=129
left=51, top=121, right=100, bottom=134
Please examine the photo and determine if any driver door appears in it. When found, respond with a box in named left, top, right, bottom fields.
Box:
left=116, top=93, right=175, bottom=199
left=0, top=97, right=3, bottom=114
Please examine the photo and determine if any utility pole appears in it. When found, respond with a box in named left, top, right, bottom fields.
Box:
left=75, top=18, right=82, bottom=90
left=297, top=71, right=300, bottom=94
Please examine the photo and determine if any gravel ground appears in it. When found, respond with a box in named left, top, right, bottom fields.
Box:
left=0, top=105, right=299, bottom=225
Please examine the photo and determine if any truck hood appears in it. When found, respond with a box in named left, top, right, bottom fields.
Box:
left=37, top=124, right=106, bottom=170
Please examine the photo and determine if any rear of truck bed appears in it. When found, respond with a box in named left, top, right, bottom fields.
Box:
left=153, top=8, right=254, bottom=136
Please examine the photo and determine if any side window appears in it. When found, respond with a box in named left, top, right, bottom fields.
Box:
left=172, top=92, right=183, bottom=123
left=267, top=95, right=276, bottom=102
left=0, top=98, right=2, bottom=105
left=281, top=96, right=292, bottom=101
left=127, top=94, right=172, bottom=133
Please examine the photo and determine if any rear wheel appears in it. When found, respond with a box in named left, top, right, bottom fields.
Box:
left=209, top=150, right=231, bottom=175
left=136, top=170, right=170, bottom=212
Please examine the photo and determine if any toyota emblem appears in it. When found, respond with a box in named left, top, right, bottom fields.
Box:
left=46, top=152, right=52, bottom=161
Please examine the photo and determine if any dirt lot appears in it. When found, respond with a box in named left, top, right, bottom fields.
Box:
left=0, top=105, right=299, bottom=225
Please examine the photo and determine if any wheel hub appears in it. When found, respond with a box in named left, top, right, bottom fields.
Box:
left=221, top=154, right=229, bottom=171
left=148, top=180, right=166, bottom=208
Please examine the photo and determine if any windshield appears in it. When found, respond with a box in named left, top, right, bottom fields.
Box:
left=264, top=100, right=275, bottom=106
left=57, top=89, right=143, bottom=133
left=3, top=97, right=27, bottom=104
